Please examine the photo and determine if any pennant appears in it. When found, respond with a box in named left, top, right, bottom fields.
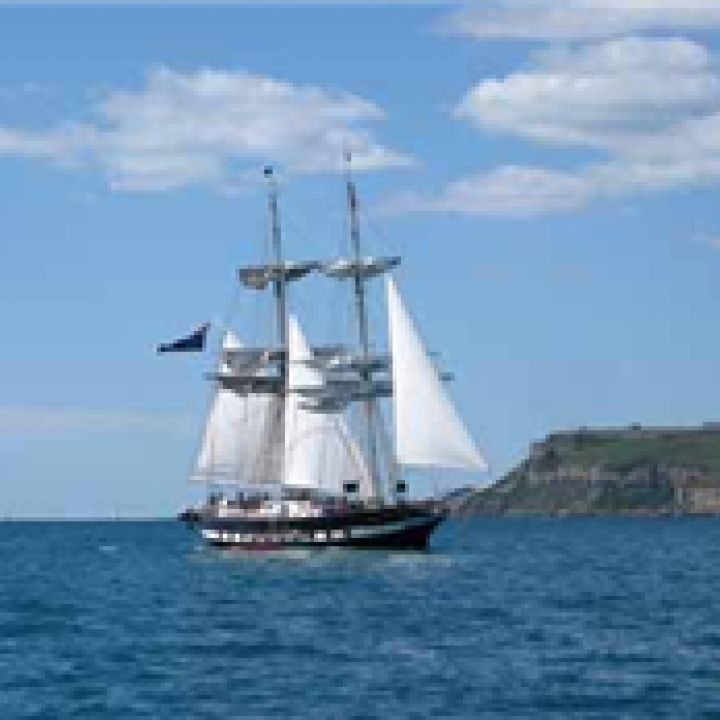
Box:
left=157, top=322, right=210, bottom=354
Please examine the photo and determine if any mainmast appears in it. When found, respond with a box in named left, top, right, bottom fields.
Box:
left=345, top=154, right=381, bottom=500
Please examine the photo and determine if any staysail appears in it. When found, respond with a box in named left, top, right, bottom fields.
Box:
left=387, top=278, right=487, bottom=472
left=191, top=331, right=282, bottom=485
left=285, top=315, right=372, bottom=497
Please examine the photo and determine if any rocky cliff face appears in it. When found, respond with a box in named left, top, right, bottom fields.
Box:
left=463, top=425, right=720, bottom=515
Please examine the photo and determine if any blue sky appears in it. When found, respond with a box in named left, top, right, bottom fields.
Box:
left=4, top=2, right=720, bottom=517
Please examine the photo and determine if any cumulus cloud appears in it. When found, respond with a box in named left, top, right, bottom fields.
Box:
left=0, top=67, right=412, bottom=192
left=392, top=37, right=720, bottom=217
left=441, top=0, right=720, bottom=41
left=454, top=37, right=720, bottom=153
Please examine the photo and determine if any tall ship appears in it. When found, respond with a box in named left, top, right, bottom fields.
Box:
left=166, top=160, right=487, bottom=550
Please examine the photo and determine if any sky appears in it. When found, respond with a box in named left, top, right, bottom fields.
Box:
left=4, top=1, right=720, bottom=517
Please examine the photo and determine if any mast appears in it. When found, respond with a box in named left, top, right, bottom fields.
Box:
left=345, top=153, right=382, bottom=501
left=265, top=165, right=286, bottom=487
left=265, top=166, right=287, bottom=380
left=225, top=167, right=322, bottom=488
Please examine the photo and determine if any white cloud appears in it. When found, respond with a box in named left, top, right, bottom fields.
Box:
left=441, top=0, right=720, bottom=41
left=388, top=158, right=720, bottom=218
left=393, top=37, right=720, bottom=217
left=0, top=405, right=193, bottom=436
left=388, top=166, right=592, bottom=217
left=0, top=125, right=96, bottom=162
left=0, top=67, right=412, bottom=192
left=454, top=37, right=720, bottom=153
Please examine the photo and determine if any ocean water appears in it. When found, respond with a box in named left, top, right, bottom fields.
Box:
left=1, top=519, right=719, bottom=719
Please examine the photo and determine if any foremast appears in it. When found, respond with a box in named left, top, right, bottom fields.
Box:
left=215, top=165, right=320, bottom=489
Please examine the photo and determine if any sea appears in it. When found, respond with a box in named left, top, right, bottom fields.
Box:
left=1, top=518, right=719, bottom=719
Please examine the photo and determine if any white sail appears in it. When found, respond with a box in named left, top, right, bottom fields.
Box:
left=285, top=315, right=372, bottom=496
left=387, top=278, right=488, bottom=472
left=191, top=331, right=281, bottom=485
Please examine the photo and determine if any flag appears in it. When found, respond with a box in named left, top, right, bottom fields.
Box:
left=157, top=322, right=210, bottom=354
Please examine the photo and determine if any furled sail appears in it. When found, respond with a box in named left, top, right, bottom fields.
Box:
left=387, top=278, right=487, bottom=471
left=285, top=316, right=372, bottom=497
left=191, top=331, right=282, bottom=485
left=321, top=256, right=400, bottom=280
left=238, top=261, right=320, bottom=290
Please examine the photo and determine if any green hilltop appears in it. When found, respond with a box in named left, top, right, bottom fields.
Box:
left=533, top=426, right=720, bottom=473
left=463, top=425, right=720, bottom=515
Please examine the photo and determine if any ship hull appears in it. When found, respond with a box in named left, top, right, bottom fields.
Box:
left=193, top=504, right=445, bottom=551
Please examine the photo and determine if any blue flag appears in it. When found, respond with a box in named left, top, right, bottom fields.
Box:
left=157, top=322, right=210, bottom=354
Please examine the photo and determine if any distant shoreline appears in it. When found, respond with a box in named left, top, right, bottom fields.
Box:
left=2, top=514, right=719, bottom=523
left=0, top=516, right=174, bottom=523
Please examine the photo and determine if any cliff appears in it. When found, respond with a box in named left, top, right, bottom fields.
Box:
left=463, top=424, right=720, bottom=515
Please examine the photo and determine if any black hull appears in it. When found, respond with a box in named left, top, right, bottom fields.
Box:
left=195, top=504, right=445, bottom=551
